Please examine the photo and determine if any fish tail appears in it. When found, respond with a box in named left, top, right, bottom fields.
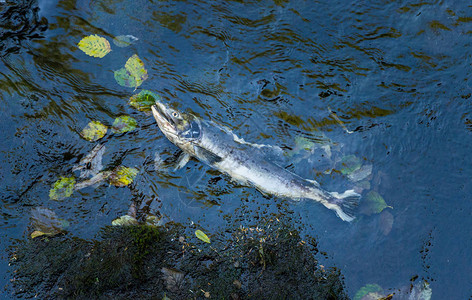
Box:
left=328, top=189, right=361, bottom=222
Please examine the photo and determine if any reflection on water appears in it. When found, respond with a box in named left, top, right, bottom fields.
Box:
left=1, top=0, right=472, bottom=298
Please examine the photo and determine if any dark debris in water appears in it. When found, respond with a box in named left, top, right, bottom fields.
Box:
left=9, top=218, right=347, bottom=299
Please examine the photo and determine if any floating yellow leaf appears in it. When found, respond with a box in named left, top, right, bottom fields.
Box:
left=114, top=54, right=148, bottom=89
left=111, top=115, right=137, bottom=134
left=49, top=177, right=76, bottom=200
left=108, top=166, right=138, bottom=187
left=125, top=54, right=148, bottom=88
left=31, top=230, right=46, bottom=239
left=112, top=215, right=139, bottom=226
left=80, top=121, right=107, bottom=141
left=77, top=35, right=111, bottom=58
left=195, top=229, right=210, bottom=243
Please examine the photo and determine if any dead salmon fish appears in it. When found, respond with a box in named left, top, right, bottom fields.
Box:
left=151, top=101, right=360, bottom=221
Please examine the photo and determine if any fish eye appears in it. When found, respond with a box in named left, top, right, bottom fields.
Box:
left=172, top=112, right=179, bottom=118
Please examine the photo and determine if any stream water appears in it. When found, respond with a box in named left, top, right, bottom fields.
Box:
left=1, top=0, right=472, bottom=298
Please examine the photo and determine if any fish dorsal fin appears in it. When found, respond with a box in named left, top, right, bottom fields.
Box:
left=194, top=146, right=222, bottom=165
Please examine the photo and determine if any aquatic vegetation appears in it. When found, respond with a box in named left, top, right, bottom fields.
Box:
left=77, top=35, right=111, bottom=58
left=80, top=120, right=107, bottom=142
left=195, top=229, right=210, bottom=243
left=111, top=115, right=137, bottom=134
left=49, top=176, right=76, bottom=200
left=114, top=54, right=148, bottom=89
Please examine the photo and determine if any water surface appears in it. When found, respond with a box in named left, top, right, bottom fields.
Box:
left=1, top=0, right=472, bottom=298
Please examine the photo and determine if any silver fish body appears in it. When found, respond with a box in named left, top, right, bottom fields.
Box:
left=151, top=102, right=360, bottom=222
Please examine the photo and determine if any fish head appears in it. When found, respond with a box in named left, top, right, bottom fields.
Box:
left=151, top=100, right=202, bottom=148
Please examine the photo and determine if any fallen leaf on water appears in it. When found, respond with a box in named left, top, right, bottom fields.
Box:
left=108, top=166, right=138, bottom=187
left=80, top=121, right=107, bottom=142
left=77, top=35, right=111, bottom=58
left=49, top=177, right=76, bottom=200
left=379, top=210, right=394, bottom=236
left=195, top=229, right=210, bottom=243
left=114, top=67, right=137, bottom=88
left=111, top=115, right=137, bottom=134
left=113, top=35, right=139, bottom=47
left=339, top=155, right=362, bottom=175
left=145, top=215, right=163, bottom=227
left=359, top=191, right=392, bottom=216
left=30, top=207, right=69, bottom=238
left=129, top=90, right=160, bottom=111
left=348, top=164, right=373, bottom=182
left=112, top=215, right=139, bottom=226
left=114, top=54, right=148, bottom=89
left=353, top=284, right=383, bottom=300
left=31, top=230, right=46, bottom=239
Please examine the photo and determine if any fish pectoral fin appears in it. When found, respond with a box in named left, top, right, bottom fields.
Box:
left=194, top=146, right=223, bottom=164
left=306, top=178, right=321, bottom=187
left=174, top=152, right=191, bottom=170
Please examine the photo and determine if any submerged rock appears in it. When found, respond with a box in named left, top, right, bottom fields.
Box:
left=9, top=217, right=348, bottom=299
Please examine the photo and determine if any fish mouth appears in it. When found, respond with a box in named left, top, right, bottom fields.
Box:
left=151, top=102, right=177, bottom=136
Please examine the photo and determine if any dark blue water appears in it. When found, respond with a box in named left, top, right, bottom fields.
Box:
left=1, top=0, right=472, bottom=298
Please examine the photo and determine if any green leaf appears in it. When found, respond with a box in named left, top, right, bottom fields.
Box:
left=339, top=155, right=362, bottom=175
left=77, top=35, right=111, bottom=58
left=125, top=54, right=148, bottom=88
left=114, top=67, right=137, bottom=88
left=108, top=166, right=138, bottom=187
left=111, top=115, right=137, bottom=134
left=113, top=35, right=138, bottom=47
left=114, top=54, right=148, bottom=89
left=112, top=215, right=139, bottom=226
left=294, top=136, right=315, bottom=151
left=359, top=191, right=392, bottom=216
left=31, top=230, right=47, bottom=239
left=80, top=121, right=107, bottom=141
left=353, top=284, right=383, bottom=300
left=195, top=229, right=210, bottom=243
left=49, top=177, right=76, bottom=200
left=129, top=90, right=161, bottom=111
left=145, top=215, right=163, bottom=227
